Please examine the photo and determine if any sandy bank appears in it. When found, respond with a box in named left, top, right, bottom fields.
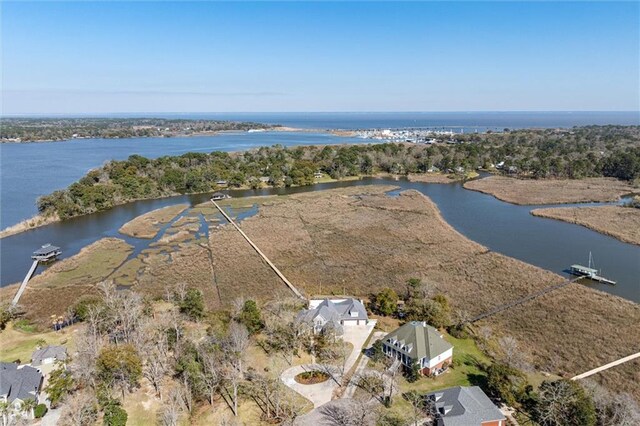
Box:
left=532, top=205, right=640, bottom=245
left=0, top=213, right=59, bottom=239
left=464, top=176, right=635, bottom=205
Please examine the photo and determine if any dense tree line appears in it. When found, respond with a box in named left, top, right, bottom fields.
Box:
left=36, top=126, right=640, bottom=220
left=0, top=118, right=274, bottom=142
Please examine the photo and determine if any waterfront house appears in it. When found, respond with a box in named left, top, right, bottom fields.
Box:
left=382, top=321, right=453, bottom=376
left=296, top=298, right=369, bottom=335
left=0, top=362, right=43, bottom=418
left=426, top=386, right=506, bottom=426
left=31, top=345, right=67, bottom=367
left=216, top=180, right=228, bottom=187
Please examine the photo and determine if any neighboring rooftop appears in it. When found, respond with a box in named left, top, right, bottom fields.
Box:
left=31, top=345, right=67, bottom=366
left=0, top=363, right=43, bottom=403
left=427, top=386, right=505, bottom=426
left=384, top=321, right=452, bottom=360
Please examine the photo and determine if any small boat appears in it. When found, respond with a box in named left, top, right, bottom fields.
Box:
left=570, top=252, right=616, bottom=285
left=211, top=192, right=231, bottom=201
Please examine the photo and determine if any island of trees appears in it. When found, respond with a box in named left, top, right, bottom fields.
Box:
left=34, top=125, right=640, bottom=221
left=0, top=118, right=277, bottom=142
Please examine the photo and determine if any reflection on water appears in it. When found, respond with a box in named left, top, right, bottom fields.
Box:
left=1, top=178, right=638, bottom=303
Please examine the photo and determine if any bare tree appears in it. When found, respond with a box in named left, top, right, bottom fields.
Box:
left=498, top=335, right=530, bottom=371
left=583, top=380, right=640, bottom=426
left=316, top=338, right=350, bottom=386
left=144, top=330, right=169, bottom=400
left=160, top=387, right=184, bottom=426
left=59, top=390, right=98, bottom=426
left=221, top=322, right=250, bottom=416
left=354, top=368, right=397, bottom=407
left=246, top=370, right=303, bottom=423
left=198, top=343, right=223, bottom=405
left=318, top=398, right=377, bottom=426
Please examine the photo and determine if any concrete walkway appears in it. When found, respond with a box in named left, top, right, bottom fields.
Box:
left=343, top=331, right=387, bottom=399
left=571, top=351, right=640, bottom=380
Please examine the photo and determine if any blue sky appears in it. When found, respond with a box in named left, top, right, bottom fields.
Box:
left=2, top=1, right=639, bottom=114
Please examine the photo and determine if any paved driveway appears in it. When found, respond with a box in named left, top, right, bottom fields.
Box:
left=281, top=321, right=376, bottom=408
left=281, top=364, right=339, bottom=408
left=341, top=322, right=377, bottom=372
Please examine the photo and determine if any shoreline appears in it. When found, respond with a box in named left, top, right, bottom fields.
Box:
left=531, top=205, right=640, bottom=246
left=0, top=126, right=288, bottom=144
left=0, top=174, right=377, bottom=239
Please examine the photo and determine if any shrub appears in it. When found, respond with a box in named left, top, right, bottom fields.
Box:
left=34, top=404, right=48, bottom=418
left=178, top=288, right=204, bottom=320
left=369, top=288, right=398, bottom=316
left=238, top=300, right=263, bottom=334
left=103, top=401, right=128, bottom=426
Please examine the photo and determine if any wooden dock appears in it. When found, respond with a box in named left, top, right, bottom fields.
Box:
left=12, top=260, right=39, bottom=306
left=211, top=200, right=305, bottom=300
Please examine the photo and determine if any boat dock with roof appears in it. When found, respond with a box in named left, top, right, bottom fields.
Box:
left=569, top=252, right=616, bottom=285
left=31, top=244, right=62, bottom=261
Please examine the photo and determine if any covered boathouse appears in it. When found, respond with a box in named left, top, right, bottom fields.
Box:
left=31, top=244, right=62, bottom=261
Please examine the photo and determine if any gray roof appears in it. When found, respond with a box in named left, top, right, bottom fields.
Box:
left=33, top=244, right=60, bottom=255
left=0, top=363, right=43, bottom=403
left=297, top=298, right=368, bottom=325
left=31, top=345, right=67, bottom=366
left=383, top=321, right=453, bottom=360
left=427, top=386, right=505, bottom=426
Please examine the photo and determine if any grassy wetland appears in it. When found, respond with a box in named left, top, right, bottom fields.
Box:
left=3, top=184, right=639, bottom=403
left=464, top=175, right=637, bottom=205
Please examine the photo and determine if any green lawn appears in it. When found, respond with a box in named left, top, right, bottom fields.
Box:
left=0, top=322, right=78, bottom=363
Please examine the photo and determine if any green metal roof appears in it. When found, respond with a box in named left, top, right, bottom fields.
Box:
left=384, top=321, right=453, bottom=360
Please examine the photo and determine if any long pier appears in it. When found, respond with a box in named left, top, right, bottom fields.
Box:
left=572, top=352, right=640, bottom=380
left=12, top=260, right=39, bottom=306
left=211, top=200, right=305, bottom=300
left=466, top=276, right=584, bottom=324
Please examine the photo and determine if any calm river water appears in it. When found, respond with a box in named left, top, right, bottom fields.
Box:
left=1, top=177, right=638, bottom=303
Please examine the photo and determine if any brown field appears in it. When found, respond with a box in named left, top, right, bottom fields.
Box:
left=8, top=185, right=639, bottom=401
left=464, top=176, right=635, bottom=205
left=118, top=204, right=189, bottom=238
left=532, top=205, right=640, bottom=245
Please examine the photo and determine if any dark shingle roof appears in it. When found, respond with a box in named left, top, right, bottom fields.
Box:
left=427, top=386, right=505, bottom=426
left=31, top=345, right=67, bottom=366
left=0, top=363, right=43, bottom=402
left=297, top=298, right=368, bottom=324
